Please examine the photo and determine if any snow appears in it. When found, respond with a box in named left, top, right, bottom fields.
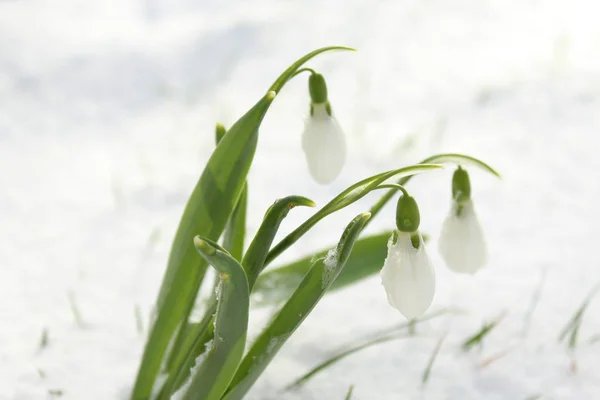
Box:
left=2, top=0, right=600, bottom=399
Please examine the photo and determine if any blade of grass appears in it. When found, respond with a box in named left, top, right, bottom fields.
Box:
left=38, top=327, right=49, bottom=352
left=223, top=185, right=247, bottom=262
left=175, top=238, right=249, bottom=400
left=265, top=164, right=443, bottom=266
left=286, top=309, right=451, bottom=390
left=159, top=196, right=315, bottom=398
left=222, top=213, right=371, bottom=400
left=67, top=290, right=85, bottom=328
left=344, top=385, right=354, bottom=400
left=558, top=282, right=600, bottom=349
left=462, top=312, right=506, bottom=352
left=287, top=332, right=411, bottom=391
left=422, top=332, right=447, bottom=385
left=219, top=124, right=247, bottom=262
left=366, top=153, right=499, bottom=230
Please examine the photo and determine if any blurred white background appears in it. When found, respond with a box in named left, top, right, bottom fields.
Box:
left=1, top=0, right=600, bottom=398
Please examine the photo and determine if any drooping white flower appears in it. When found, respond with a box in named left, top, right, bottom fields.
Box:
left=438, top=200, right=488, bottom=274
left=380, top=231, right=436, bottom=319
left=301, top=102, right=347, bottom=184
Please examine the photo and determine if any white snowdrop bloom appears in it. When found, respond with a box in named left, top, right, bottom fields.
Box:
left=380, top=231, right=436, bottom=319
left=301, top=102, right=347, bottom=184
left=438, top=200, right=488, bottom=274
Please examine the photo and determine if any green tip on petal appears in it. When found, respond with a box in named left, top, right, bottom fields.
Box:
left=194, top=236, right=216, bottom=256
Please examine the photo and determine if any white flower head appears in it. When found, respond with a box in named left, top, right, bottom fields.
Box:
left=438, top=199, right=488, bottom=274
left=301, top=102, right=347, bottom=184
left=380, top=231, right=436, bottom=319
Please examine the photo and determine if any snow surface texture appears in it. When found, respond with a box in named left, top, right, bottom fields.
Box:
left=2, top=0, right=600, bottom=399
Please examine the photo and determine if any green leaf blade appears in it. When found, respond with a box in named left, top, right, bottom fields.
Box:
left=160, top=195, right=315, bottom=397
left=177, top=238, right=250, bottom=400
left=130, top=93, right=274, bottom=400
left=222, top=212, right=371, bottom=400
left=265, top=164, right=443, bottom=266
left=253, top=231, right=391, bottom=306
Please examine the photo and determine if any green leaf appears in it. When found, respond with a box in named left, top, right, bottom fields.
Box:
left=265, top=164, right=443, bottom=266
left=159, top=196, right=315, bottom=397
left=367, top=153, right=499, bottom=223
left=223, top=185, right=248, bottom=262
left=244, top=195, right=316, bottom=288
left=176, top=237, right=249, bottom=400
left=222, top=212, right=372, bottom=400
left=462, top=313, right=505, bottom=352
left=219, top=123, right=248, bottom=262
left=131, top=46, right=354, bottom=399
left=422, top=333, right=446, bottom=385
left=253, top=231, right=391, bottom=305
left=344, top=385, right=354, bottom=400
left=268, top=46, right=355, bottom=93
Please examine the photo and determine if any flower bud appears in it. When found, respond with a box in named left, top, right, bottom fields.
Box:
left=452, top=166, right=471, bottom=204
left=308, top=73, right=328, bottom=105
left=395, top=194, right=420, bottom=233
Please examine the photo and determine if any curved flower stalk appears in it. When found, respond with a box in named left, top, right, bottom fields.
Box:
left=380, top=188, right=435, bottom=319
left=438, top=167, right=488, bottom=274
left=301, top=73, right=347, bottom=184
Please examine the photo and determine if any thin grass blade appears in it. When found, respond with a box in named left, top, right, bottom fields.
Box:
left=285, top=309, right=450, bottom=390
left=160, top=196, right=315, bottom=397
left=175, top=238, right=249, bottom=400
left=222, top=212, right=371, bottom=400
left=265, top=164, right=442, bottom=266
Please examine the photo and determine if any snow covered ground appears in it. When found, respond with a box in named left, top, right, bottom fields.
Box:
left=2, top=0, right=600, bottom=398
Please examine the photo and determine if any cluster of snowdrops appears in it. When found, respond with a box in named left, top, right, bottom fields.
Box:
left=129, top=47, right=499, bottom=400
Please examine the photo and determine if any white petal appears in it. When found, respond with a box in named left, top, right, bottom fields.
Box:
left=380, top=232, right=436, bottom=319
left=438, top=200, right=488, bottom=274
left=301, top=103, right=347, bottom=184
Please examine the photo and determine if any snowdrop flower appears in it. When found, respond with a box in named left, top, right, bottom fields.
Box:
left=380, top=191, right=436, bottom=319
left=301, top=73, right=346, bottom=184
left=438, top=167, right=489, bottom=274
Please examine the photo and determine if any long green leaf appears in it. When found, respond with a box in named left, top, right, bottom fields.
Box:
left=223, top=185, right=248, bottom=262
left=160, top=196, right=315, bottom=397
left=173, top=238, right=249, bottom=400
left=222, top=212, right=371, bottom=400
left=368, top=153, right=499, bottom=224
left=165, top=125, right=247, bottom=373
left=131, top=46, right=354, bottom=399
left=264, top=164, right=443, bottom=266
left=253, top=231, right=391, bottom=305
